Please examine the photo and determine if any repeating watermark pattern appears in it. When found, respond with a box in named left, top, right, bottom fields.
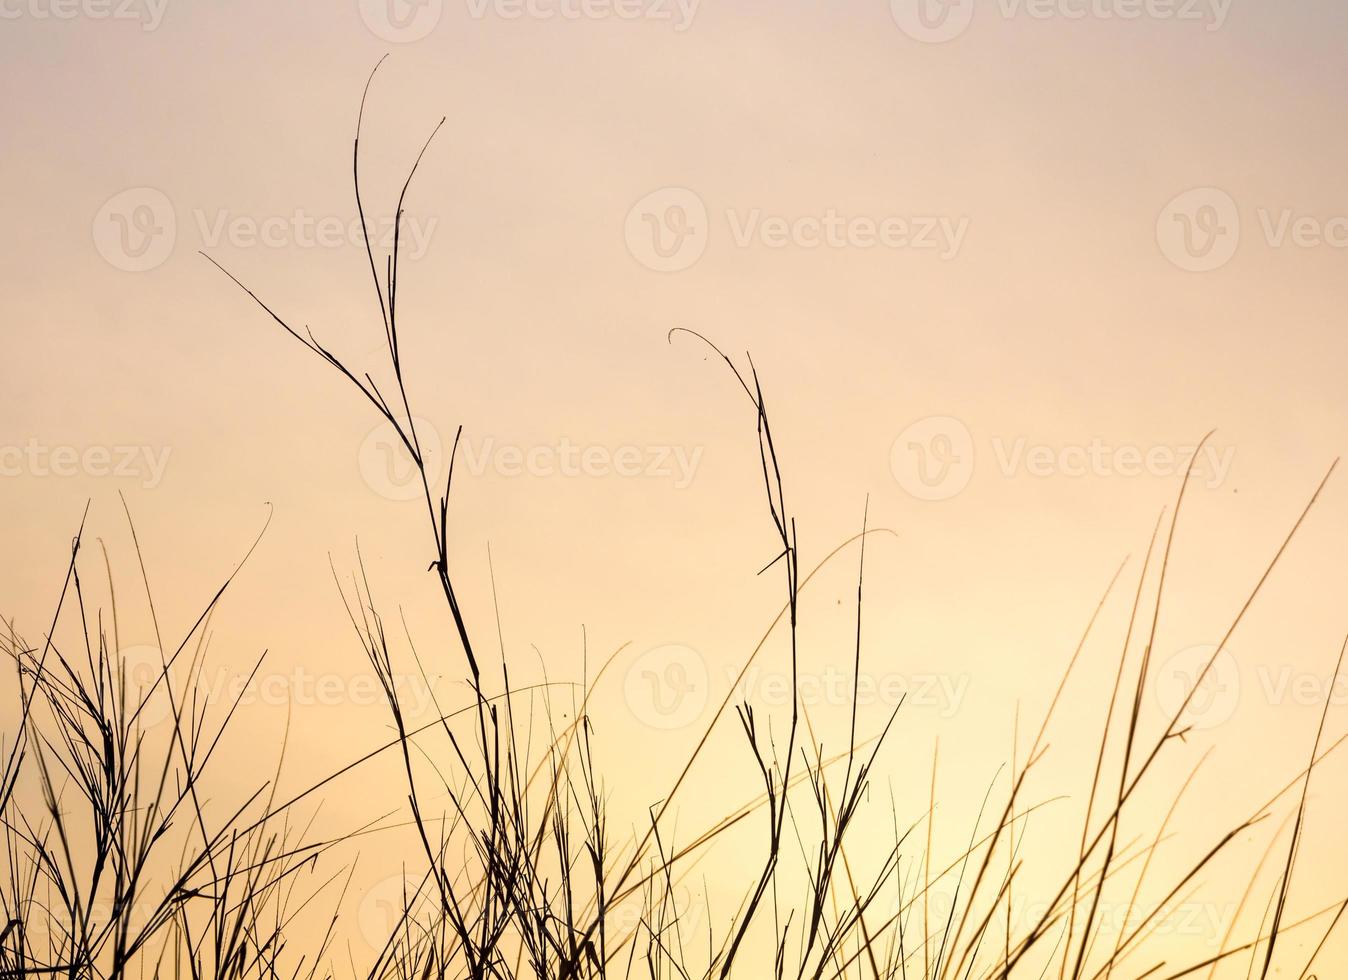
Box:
left=1077, top=899, right=1232, bottom=943
left=624, top=187, right=709, bottom=273
left=0, top=440, right=172, bottom=489
left=357, top=870, right=696, bottom=949
left=457, top=437, right=704, bottom=488
left=895, top=889, right=1235, bottom=947
left=890, top=416, right=977, bottom=502
left=23, top=897, right=157, bottom=948
left=1156, top=187, right=1241, bottom=272
left=358, top=418, right=444, bottom=502
left=0, top=0, right=168, bottom=29
left=466, top=0, right=699, bottom=28
left=1154, top=644, right=1241, bottom=731
left=193, top=209, right=438, bottom=259
left=358, top=0, right=444, bottom=41
left=93, top=188, right=177, bottom=273
left=891, top=416, right=1235, bottom=502
left=603, top=882, right=704, bottom=937
left=93, top=188, right=439, bottom=272
left=623, top=645, right=968, bottom=730
left=214, top=666, right=443, bottom=716
left=1155, top=643, right=1348, bottom=731
left=358, top=0, right=698, bottom=42
left=1256, top=208, right=1348, bottom=250
left=359, top=875, right=432, bottom=948
left=358, top=421, right=705, bottom=500
left=1158, top=187, right=1348, bottom=272
left=624, top=644, right=708, bottom=730
left=890, top=0, right=1232, bottom=44
left=125, top=655, right=449, bottom=730
left=732, top=665, right=969, bottom=717
left=625, top=187, right=970, bottom=272
left=120, top=644, right=177, bottom=727
left=889, top=0, right=976, bottom=43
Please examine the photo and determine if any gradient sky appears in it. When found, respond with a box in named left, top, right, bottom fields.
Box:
left=3, top=1, right=1348, bottom=974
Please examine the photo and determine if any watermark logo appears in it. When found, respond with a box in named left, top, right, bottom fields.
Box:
left=890, top=416, right=976, bottom=502
left=358, top=0, right=443, bottom=41
left=892, top=0, right=1232, bottom=43
left=890, top=0, right=975, bottom=43
left=1160, top=187, right=1348, bottom=269
left=358, top=874, right=428, bottom=948
left=605, top=883, right=704, bottom=937
left=93, top=188, right=176, bottom=273
left=733, top=665, right=969, bottom=717
left=465, top=0, right=700, bottom=29
left=625, top=187, right=709, bottom=273
left=623, top=644, right=707, bottom=730
left=358, top=418, right=443, bottom=502
left=0, top=440, right=172, bottom=489
left=0, top=0, right=168, bottom=29
left=1156, top=187, right=1241, bottom=272
left=193, top=209, right=438, bottom=258
left=1256, top=663, right=1348, bottom=711
left=127, top=663, right=449, bottom=731
left=891, top=420, right=1236, bottom=501
left=95, top=189, right=439, bottom=271
left=625, top=188, right=970, bottom=272
left=1257, top=208, right=1348, bottom=250
left=457, top=436, right=703, bottom=488
left=119, top=644, right=187, bottom=729
left=1154, top=644, right=1241, bottom=731
left=725, top=209, right=968, bottom=256
left=1153, top=646, right=1348, bottom=731
left=357, top=425, right=704, bottom=498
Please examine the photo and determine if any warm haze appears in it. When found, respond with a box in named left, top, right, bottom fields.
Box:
left=3, top=2, right=1348, bottom=977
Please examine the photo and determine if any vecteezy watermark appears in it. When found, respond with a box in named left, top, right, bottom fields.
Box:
left=358, top=875, right=433, bottom=948
left=1155, top=643, right=1348, bottom=731
left=890, top=0, right=1232, bottom=44
left=358, top=420, right=705, bottom=500
left=623, top=646, right=967, bottom=731
left=732, top=665, right=969, bottom=718
left=120, top=644, right=177, bottom=727
left=1158, top=187, right=1348, bottom=272
left=604, top=882, right=705, bottom=938
left=358, top=0, right=443, bottom=41
left=1154, top=643, right=1242, bottom=731
left=357, top=418, right=444, bottom=502
left=890, top=416, right=1235, bottom=502
left=1156, top=187, right=1241, bottom=272
left=623, top=644, right=708, bottom=730
left=898, top=890, right=1235, bottom=947
left=125, top=655, right=450, bottom=730
left=0, top=0, right=167, bottom=29
left=93, top=188, right=177, bottom=273
left=456, top=436, right=704, bottom=488
left=0, top=440, right=172, bottom=489
left=357, top=0, right=698, bottom=42
left=724, top=209, right=969, bottom=257
left=1256, top=209, right=1348, bottom=250
left=93, top=187, right=439, bottom=273
left=22, top=896, right=158, bottom=948
left=466, top=0, right=699, bottom=28
left=624, top=187, right=970, bottom=272
left=624, top=187, right=709, bottom=272
left=192, top=209, right=438, bottom=259
left=209, top=666, right=442, bottom=716
left=890, top=416, right=977, bottom=502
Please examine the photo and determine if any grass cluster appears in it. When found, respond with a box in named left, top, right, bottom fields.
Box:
left=2, top=63, right=1343, bottom=980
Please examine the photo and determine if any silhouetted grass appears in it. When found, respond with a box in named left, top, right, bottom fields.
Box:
left=2, top=61, right=1345, bottom=980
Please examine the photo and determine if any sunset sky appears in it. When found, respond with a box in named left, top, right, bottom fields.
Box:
left=3, top=1, right=1348, bottom=974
